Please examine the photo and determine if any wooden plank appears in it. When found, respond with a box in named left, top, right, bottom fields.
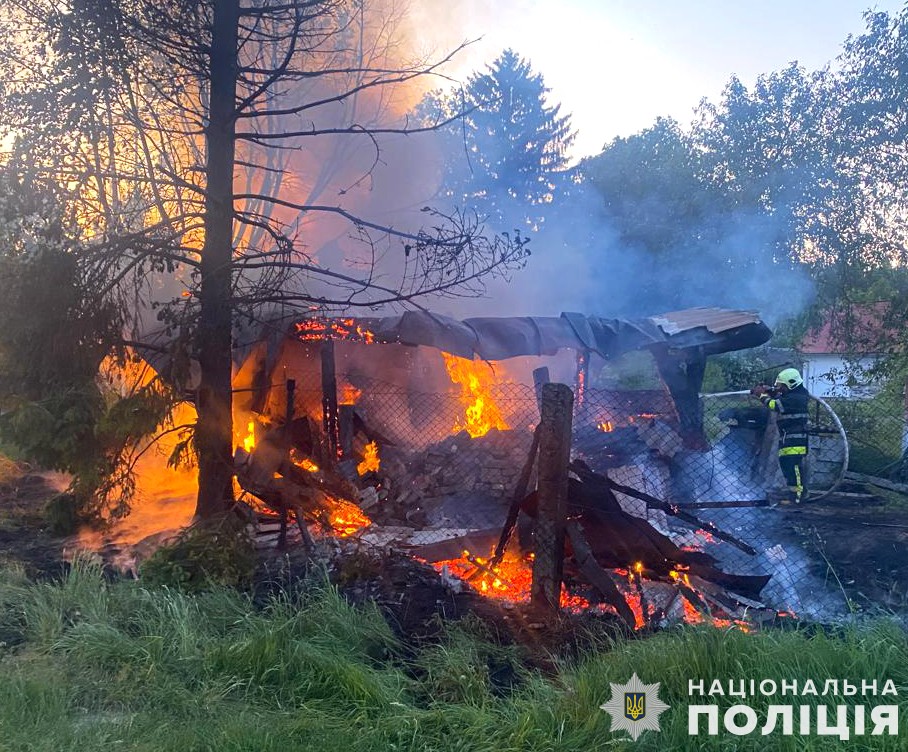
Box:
left=532, top=367, right=550, bottom=414
left=845, top=471, right=908, bottom=496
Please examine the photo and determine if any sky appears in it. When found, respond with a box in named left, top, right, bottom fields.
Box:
left=410, top=0, right=906, bottom=159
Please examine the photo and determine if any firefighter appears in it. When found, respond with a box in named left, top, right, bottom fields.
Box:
left=751, top=368, right=809, bottom=505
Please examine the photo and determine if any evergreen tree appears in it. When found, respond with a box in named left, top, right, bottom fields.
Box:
left=422, top=49, right=576, bottom=231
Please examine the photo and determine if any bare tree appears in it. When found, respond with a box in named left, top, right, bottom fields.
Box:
left=0, top=0, right=528, bottom=518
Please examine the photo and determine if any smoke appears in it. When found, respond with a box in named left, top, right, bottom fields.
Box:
left=422, top=175, right=814, bottom=327
left=268, top=0, right=816, bottom=327
left=224, top=0, right=816, bottom=329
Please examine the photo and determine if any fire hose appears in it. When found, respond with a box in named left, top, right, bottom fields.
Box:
left=699, top=391, right=848, bottom=501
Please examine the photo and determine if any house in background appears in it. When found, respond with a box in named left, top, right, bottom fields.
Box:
left=798, top=304, right=891, bottom=399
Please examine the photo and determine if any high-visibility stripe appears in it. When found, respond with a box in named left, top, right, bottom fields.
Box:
left=782, top=433, right=808, bottom=440
left=782, top=413, right=809, bottom=420
left=778, top=446, right=807, bottom=456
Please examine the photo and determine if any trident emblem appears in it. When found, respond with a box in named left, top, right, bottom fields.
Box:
left=625, top=692, right=645, bottom=721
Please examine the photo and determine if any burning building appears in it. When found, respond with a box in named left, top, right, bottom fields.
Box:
left=213, top=306, right=849, bottom=628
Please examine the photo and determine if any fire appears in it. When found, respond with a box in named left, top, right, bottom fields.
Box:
left=433, top=551, right=758, bottom=631
left=441, top=353, right=510, bottom=438
left=435, top=549, right=532, bottom=602
left=324, top=497, right=371, bottom=537
left=291, top=451, right=319, bottom=473
left=339, top=383, right=362, bottom=405
left=598, top=420, right=614, bottom=432
left=357, top=441, right=380, bottom=476
left=433, top=549, right=595, bottom=611
left=242, top=420, right=256, bottom=453
left=76, top=355, right=198, bottom=552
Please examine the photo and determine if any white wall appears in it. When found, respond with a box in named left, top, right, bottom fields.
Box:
left=801, top=354, right=880, bottom=398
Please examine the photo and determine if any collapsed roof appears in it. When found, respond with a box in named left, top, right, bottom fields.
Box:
left=349, top=307, right=772, bottom=360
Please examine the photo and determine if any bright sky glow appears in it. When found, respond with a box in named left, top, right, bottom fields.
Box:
left=410, top=0, right=905, bottom=159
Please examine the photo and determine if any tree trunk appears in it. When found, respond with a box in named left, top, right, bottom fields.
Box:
left=195, top=0, right=240, bottom=519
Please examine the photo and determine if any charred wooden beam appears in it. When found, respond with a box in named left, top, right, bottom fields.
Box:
left=279, top=378, right=296, bottom=548
left=490, top=424, right=541, bottom=569
left=653, top=345, right=707, bottom=449
left=675, top=580, right=712, bottom=619
left=566, top=520, right=636, bottom=628
left=321, top=338, right=339, bottom=462
left=338, top=404, right=355, bottom=459
left=593, top=469, right=758, bottom=556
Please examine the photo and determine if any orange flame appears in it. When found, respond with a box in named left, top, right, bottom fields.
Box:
left=242, top=420, right=256, bottom=453
left=325, top=497, right=371, bottom=537
left=433, top=549, right=594, bottom=610
left=598, top=420, right=614, bottom=432
left=291, top=451, right=319, bottom=473
left=434, top=551, right=755, bottom=631
left=339, top=383, right=362, bottom=405
left=441, top=354, right=510, bottom=438
left=357, top=441, right=380, bottom=476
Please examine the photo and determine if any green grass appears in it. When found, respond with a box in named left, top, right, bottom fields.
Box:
left=0, top=559, right=906, bottom=751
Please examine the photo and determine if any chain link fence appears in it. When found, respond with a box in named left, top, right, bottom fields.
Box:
left=251, top=354, right=908, bottom=624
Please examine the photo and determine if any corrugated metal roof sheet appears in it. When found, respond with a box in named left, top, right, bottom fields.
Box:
left=295, top=307, right=772, bottom=360
left=649, top=307, right=763, bottom=336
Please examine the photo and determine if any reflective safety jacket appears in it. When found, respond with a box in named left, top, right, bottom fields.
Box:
left=761, top=384, right=809, bottom=455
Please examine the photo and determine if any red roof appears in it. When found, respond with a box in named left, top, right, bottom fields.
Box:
left=799, top=303, right=891, bottom=354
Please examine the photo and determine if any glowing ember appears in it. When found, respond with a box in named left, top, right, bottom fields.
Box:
left=295, top=318, right=375, bottom=343
left=679, top=528, right=720, bottom=553
left=434, top=549, right=533, bottom=602
left=357, top=441, right=380, bottom=476
left=433, top=551, right=755, bottom=630
left=324, top=497, right=371, bottom=537
left=696, top=528, right=718, bottom=544
left=291, top=452, right=319, bottom=473
left=670, top=568, right=752, bottom=631
left=441, top=354, right=510, bottom=438
left=433, top=549, right=593, bottom=610
left=598, top=420, right=614, bottom=432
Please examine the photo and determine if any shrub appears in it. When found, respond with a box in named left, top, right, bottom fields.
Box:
left=140, top=516, right=257, bottom=592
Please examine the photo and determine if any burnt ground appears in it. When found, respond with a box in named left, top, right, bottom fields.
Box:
left=0, top=465, right=71, bottom=578
left=775, top=484, right=908, bottom=612
left=0, top=462, right=906, bottom=638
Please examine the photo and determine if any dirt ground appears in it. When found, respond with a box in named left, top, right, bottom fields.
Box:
left=777, top=484, right=908, bottom=611
left=0, top=466, right=71, bottom=577
left=1, top=462, right=906, bottom=627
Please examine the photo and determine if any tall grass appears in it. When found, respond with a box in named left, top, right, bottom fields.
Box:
left=0, top=561, right=905, bottom=751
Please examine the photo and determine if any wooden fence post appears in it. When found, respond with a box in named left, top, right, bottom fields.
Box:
left=532, top=366, right=550, bottom=413
left=531, top=382, right=574, bottom=614
left=321, top=338, right=339, bottom=461
left=279, top=378, right=296, bottom=549
left=338, top=404, right=355, bottom=459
